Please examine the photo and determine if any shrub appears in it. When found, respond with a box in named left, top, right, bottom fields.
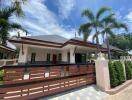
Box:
left=109, top=61, right=125, bottom=88
left=113, top=61, right=125, bottom=84
left=109, top=61, right=119, bottom=87
left=125, top=61, right=132, bottom=80
left=0, top=70, right=4, bottom=82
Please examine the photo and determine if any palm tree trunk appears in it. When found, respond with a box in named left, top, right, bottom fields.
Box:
left=96, top=36, right=100, bottom=53
left=106, top=32, right=111, bottom=60
left=95, top=28, right=100, bottom=53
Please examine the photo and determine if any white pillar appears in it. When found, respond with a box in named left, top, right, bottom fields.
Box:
left=70, top=47, right=75, bottom=63
left=95, top=53, right=110, bottom=91
left=62, top=50, right=67, bottom=62
left=18, top=45, right=28, bottom=63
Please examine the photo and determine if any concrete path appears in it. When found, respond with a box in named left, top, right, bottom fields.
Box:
left=105, top=84, right=132, bottom=100
left=40, top=85, right=108, bottom=100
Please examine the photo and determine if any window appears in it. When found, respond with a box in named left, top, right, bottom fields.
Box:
left=0, top=53, right=3, bottom=59
left=47, top=53, right=50, bottom=62
left=31, top=53, right=36, bottom=63
left=67, top=52, right=70, bottom=63
left=58, top=53, right=62, bottom=61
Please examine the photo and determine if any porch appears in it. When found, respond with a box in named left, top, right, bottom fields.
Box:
left=18, top=44, right=98, bottom=64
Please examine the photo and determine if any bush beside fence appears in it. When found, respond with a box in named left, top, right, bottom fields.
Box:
left=125, top=61, right=132, bottom=80
left=0, top=70, right=4, bottom=82
left=109, top=61, right=125, bottom=88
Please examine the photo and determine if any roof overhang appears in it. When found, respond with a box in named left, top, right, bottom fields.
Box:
left=0, top=45, right=16, bottom=52
left=9, top=37, right=106, bottom=51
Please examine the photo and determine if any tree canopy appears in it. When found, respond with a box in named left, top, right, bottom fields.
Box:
left=109, top=33, right=132, bottom=52
left=0, top=0, right=27, bottom=44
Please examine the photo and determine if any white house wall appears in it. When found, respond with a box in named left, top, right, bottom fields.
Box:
left=18, top=44, right=28, bottom=63
left=27, top=47, right=62, bottom=62
left=17, top=44, right=99, bottom=64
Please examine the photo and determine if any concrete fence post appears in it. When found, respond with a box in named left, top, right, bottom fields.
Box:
left=95, top=53, right=110, bottom=91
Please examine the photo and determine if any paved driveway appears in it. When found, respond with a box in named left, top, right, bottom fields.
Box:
left=40, top=85, right=108, bottom=100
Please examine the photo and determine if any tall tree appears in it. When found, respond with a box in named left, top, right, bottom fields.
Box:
left=101, top=14, right=128, bottom=59
left=0, top=6, right=26, bottom=44
left=80, top=6, right=111, bottom=52
left=109, top=33, right=132, bottom=52
left=0, top=0, right=27, bottom=16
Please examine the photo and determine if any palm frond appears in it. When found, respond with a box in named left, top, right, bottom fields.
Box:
left=111, top=22, right=128, bottom=31
left=0, top=19, right=9, bottom=27
left=10, top=23, right=28, bottom=33
left=101, top=13, right=115, bottom=24
left=82, top=9, right=94, bottom=21
left=14, top=0, right=24, bottom=16
left=78, top=23, right=91, bottom=35
left=83, top=32, right=89, bottom=42
left=10, top=23, right=22, bottom=29
left=118, top=23, right=128, bottom=32
left=78, top=23, right=92, bottom=42
left=0, top=6, right=16, bottom=20
left=96, top=6, right=111, bottom=20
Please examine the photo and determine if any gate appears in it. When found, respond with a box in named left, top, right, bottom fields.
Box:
left=0, top=63, right=96, bottom=100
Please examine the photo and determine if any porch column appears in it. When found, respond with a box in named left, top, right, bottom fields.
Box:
left=62, top=50, right=67, bottom=62
left=70, top=47, right=75, bottom=63
left=18, top=45, right=28, bottom=64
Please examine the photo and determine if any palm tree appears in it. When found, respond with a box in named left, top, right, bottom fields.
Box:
left=0, top=0, right=27, bottom=16
left=0, top=6, right=26, bottom=44
left=78, top=23, right=92, bottom=42
left=101, top=13, right=128, bottom=59
left=81, top=6, right=111, bottom=52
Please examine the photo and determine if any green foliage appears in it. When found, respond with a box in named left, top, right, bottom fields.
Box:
left=0, top=0, right=27, bottom=16
left=113, top=61, right=125, bottom=84
left=109, top=61, right=125, bottom=88
left=125, top=61, right=132, bottom=80
left=109, top=61, right=119, bottom=87
left=0, top=6, right=26, bottom=44
left=109, top=33, right=132, bottom=52
left=0, top=70, right=4, bottom=82
left=79, top=6, right=112, bottom=45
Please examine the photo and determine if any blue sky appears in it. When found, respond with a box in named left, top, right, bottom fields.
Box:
left=9, top=0, right=132, bottom=40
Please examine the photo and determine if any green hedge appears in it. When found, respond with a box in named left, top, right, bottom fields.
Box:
left=0, top=70, right=4, bottom=82
left=109, top=61, right=125, bottom=88
left=125, top=61, right=132, bottom=80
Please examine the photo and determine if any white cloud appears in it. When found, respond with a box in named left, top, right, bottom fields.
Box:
left=58, top=0, right=76, bottom=19
left=125, top=11, right=132, bottom=31
left=125, top=11, right=132, bottom=22
left=9, top=29, right=30, bottom=37
left=10, top=0, right=76, bottom=39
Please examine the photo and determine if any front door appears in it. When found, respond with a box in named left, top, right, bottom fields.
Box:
left=75, top=53, right=86, bottom=63
left=75, top=54, right=82, bottom=63
left=52, top=54, right=57, bottom=64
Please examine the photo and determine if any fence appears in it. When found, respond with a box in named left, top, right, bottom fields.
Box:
left=0, top=59, right=17, bottom=67
left=0, top=63, right=96, bottom=100
left=120, top=56, right=132, bottom=61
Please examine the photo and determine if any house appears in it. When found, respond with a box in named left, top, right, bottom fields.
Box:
left=0, top=44, right=16, bottom=59
left=102, top=43, right=125, bottom=59
left=9, top=35, right=124, bottom=64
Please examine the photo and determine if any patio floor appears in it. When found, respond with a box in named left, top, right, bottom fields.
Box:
left=39, top=85, right=108, bottom=100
